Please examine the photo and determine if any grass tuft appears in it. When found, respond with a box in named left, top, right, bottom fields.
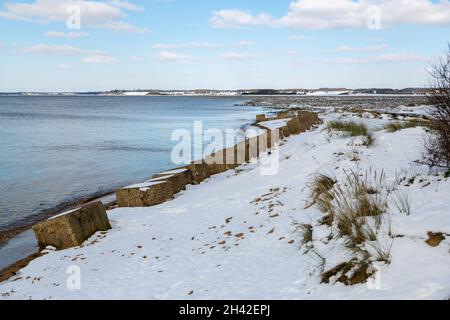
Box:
left=304, top=169, right=406, bottom=285
left=327, top=121, right=369, bottom=136
left=294, top=223, right=313, bottom=245
left=384, top=119, right=431, bottom=133
left=327, top=120, right=375, bottom=147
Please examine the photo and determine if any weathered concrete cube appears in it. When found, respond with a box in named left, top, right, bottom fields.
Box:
left=280, top=124, right=291, bottom=138
left=287, top=117, right=303, bottom=135
left=297, top=111, right=321, bottom=131
left=116, top=181, right=174, bottom=207
left=246, top=136, right=260, bottom=161
left=257, top=132, right=269, bottom=154
left=256, top=114, right=267, bottom=122
left=186, top=162, right=211, bottom=185
left=204, top=149, right=231, bottom=175
left=223, top=146, right=239, bottom=170
left=277, top=111, right=289, bottom=119
left=266, top=129, right=280, bottom=149
left=151, top=168, right=192, bottom=194
left=232, top=140, right=248, bottom=166
left=32, top=202, right=111, bottom=250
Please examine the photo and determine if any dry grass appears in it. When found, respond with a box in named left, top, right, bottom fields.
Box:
left=362, top=133, right=376, bottom=147
left=327, top=120, right=369, bottom=136
left=391, top=190, right=411, bottom=216
left=384, top=119, right=431, bottom=133
left=294, top=223, right=313, bottom=245
left=305, top=174, right=336, bottom=210
left=304, top=170, right=405, bottom=285
left=327, top=120, right=376, bottom=147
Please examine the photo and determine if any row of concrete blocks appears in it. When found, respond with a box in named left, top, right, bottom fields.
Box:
left=32, top=110, right=320, bottom=250
left=115, top=110, right=321, bottom=208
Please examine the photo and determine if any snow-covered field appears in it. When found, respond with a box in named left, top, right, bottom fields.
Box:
left=1, top=108, right=449, bottom=300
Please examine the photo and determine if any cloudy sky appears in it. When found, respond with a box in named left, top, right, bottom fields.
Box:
left=0, top=0, right=450, bottom=91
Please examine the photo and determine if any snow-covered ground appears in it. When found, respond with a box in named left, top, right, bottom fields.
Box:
left=1, top=109, right=449, bottom=300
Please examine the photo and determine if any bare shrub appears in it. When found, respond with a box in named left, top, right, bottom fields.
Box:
left=425, top=44, right=450, bottom=168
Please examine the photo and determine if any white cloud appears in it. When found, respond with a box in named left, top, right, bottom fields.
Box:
left=23, top=44, right=85, bottom=55
left=211, top=9, right=274, bottom=29
left=156, top=51, right=192, bottom=62
left=83, top=53, right=117, bottom=63
left=237, top=40, right=256, bottom=47
left=109, top=0, right=144, bottom=12
left=336, top=44, right=388, bottom=52
left=130, top=55, right=144, bottom=61
left=211, top=0, right=450, bottom=29
left=330, top=53, right=427, bottom=64
left=0, top=0, right=147, bottom=33
left=220, top=52, right=255, bottom=60
left=45, top=31, right=90, bottom=38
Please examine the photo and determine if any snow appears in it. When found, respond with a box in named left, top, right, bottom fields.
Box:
left=258, top=119, right=290, bottom=130
left=148, top=175, right=175, bottom=182
left=122, top=92, right=150, bottom=96
left=159, top=168, right=189, bottom=175
left=1, top=111, right=449, bottom=300
left=123, top=181, right=164, bottom=189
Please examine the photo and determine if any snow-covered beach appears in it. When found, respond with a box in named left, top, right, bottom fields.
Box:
left=1, top=105, right=449, bottom=300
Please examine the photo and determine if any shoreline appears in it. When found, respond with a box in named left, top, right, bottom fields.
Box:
left=1, top=104, right=448, bottom=299
left=0, top=107, right=295, bottom=283
left=0, top=190, right=118, bottom=249
left=0, top=107, right=269, bottom=278
left=0, top=98, right=432, bottom=286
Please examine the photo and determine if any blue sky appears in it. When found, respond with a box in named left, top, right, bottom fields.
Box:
left=0, top=0, right=449, bottom=91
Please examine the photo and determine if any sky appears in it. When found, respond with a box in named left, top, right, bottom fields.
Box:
left=0, top=0, right=450, bottom=92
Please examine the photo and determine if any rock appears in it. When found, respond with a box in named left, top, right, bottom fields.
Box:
left=186, top=162, right=211, bottom=184
left=425, top=231, right=446, bottom=247
left=116, top=181, right=174, bottom=207
left=32, top=202, right=112, bottom=250
left=151, top=168, right=192, bottom=194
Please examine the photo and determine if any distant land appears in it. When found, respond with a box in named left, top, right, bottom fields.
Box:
left=0, top=88, right=430, bottom=97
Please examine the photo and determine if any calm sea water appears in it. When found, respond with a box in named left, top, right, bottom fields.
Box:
left=0, top=96, right=267, bottom=232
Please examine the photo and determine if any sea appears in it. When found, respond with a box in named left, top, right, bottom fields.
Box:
left=0, top=95, right=269, bottom=234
